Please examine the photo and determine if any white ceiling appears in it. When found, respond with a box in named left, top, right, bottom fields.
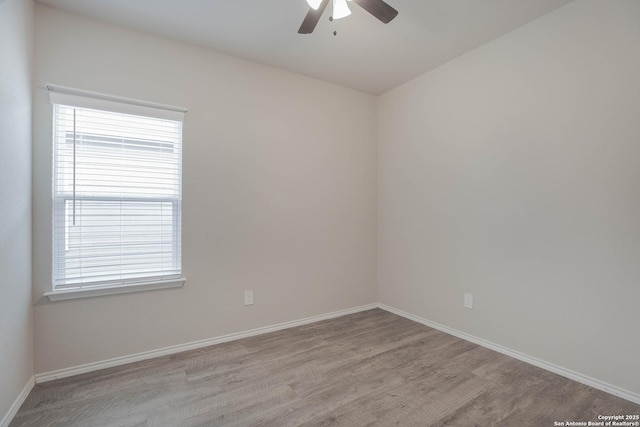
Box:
left=34, top=0, right=574, bottom=94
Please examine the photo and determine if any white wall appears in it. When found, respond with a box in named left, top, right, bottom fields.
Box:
left=32, top=5, right=377, bottom=374
left=0, top=0, right=34, bottom=420
left=378, top=0, right=640, bottom=396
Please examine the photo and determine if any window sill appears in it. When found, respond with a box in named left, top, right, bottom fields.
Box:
left=44, top=278, right=186, bottom=302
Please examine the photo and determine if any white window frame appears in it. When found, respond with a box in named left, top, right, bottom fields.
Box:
left=44, top=84, right=187, bottom=301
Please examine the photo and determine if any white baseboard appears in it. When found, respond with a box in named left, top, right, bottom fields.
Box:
left=378, top=303, right=640, bottom=405
left=35, top=303, right=378, bottom=384
left=31, top=302, right=640, bottom=406
left=1, top=376, right=35, bottom=427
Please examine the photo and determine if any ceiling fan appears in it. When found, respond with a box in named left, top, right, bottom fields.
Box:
left=299, top=0, right=398, bottom=34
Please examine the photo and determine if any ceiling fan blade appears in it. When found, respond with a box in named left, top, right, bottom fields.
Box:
left=351, top=0, right=398, bottom=24
left=298, top=0, right=330, bottom=34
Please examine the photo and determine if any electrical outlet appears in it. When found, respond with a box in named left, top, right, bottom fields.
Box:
left=464, top=293, right=473, bottom=309
left=244, top=290, right=253, bottom=306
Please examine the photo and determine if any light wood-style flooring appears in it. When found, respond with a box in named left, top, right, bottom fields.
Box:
left=11, top=309, right=639, bottom=426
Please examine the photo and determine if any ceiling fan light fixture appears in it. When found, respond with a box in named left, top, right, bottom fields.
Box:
left=306, top=0, right=323, bottom=10
left=332, top=0, right=351, bottom=20
left=299, top=0, right=397, bottom=34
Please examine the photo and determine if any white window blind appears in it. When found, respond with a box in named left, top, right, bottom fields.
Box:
left=49, top=85, right=186, bottom=291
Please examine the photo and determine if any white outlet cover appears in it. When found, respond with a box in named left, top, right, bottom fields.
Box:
left=244, top=290, right=253, bottom=306
left=464, top=293, right=473, bottom=309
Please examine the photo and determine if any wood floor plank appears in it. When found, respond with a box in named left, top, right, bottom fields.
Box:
left=10, top=309, right=639, bottom=426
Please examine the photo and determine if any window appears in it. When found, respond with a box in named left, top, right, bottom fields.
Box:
left=47, top=85, right=186, bottom=299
